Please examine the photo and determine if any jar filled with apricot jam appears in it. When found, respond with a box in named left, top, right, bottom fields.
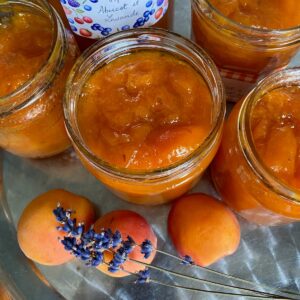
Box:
left=192, top=0, right=300, bottom=98
left=0, top=0, right=78, bottom=158
left=64, top=29, right=225, bottom=205
left=212, top=68, right=300, bottom=226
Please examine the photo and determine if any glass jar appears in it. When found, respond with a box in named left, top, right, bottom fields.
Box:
left=0, top=0, right=78, bottom=158
left=191, top=0, right=300, bottom=101
left=212, top=68, right=300, bottom=226
left=49, top=0, right=174, bottom=51
left=64, top=29, right=225, bottom=205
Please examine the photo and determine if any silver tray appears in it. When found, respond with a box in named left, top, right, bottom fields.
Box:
left=1, top=1, right=300, bottom=299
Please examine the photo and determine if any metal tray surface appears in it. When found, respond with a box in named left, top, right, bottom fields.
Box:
left=1, top=1, right=300, bottom=299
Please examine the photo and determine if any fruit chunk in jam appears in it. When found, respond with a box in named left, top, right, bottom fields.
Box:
left=251, top=86, right=300, bottom=190
left=77, top=51, right=213, bottom=171
left=210, top=0, right=300, bottom=29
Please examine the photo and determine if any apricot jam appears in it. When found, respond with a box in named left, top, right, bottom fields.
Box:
left=209, top=0, right=300, bottom=29
left=78, top=51, right=212, bottom=170
left=212, top=69, right=300, bottom=225
left=251, top=86, right=300, bottom=191
left=65, top=30, right=225, bottom=205
left=0, top=1, right=77, bottom=158
left=0, top=8, right=51, bottom=96
left=192, top=0, right=300, bottom=80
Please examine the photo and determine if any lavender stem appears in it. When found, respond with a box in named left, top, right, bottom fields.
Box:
left=153, top=248, right=299, bottom=298
left=128, top=257, right=284, bottom=299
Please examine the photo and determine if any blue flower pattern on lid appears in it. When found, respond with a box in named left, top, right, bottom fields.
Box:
left=60, top=0, right=169, bottom=39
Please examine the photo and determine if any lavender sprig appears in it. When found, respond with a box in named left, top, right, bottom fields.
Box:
left=53, top=204, right=296, bottom=299
left=112, top=231, right=122, bottom=248
left=135, top=269, right=151, bottom=284
left=118, top=268, right=285, bottom=299
left=122, top=236, right=135, bottom=254
left=140, top=240, right=153, bottom=259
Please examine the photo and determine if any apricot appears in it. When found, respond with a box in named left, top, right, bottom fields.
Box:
left=168, top=194, right=240, bottom=267
left=0, top=284, right=12, bottom=300
left=94, top=210, right=157, bottom=277
left=17, top=189, right=95, bottom=266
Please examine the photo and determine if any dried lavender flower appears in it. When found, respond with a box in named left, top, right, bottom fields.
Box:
left=181, top=255, right=194, bottom=265
left=72, top=243, right=91, bottom=261
left=53, top=204, right=73, bottom=223
left=108, top=263, right=120, bottom=273
left=111, top=247, right=128, bottom=266
left=140, top=239, right=153, bottom=259
left=89, top=251, right=104, bottom=267
left=112, top=230, right=122, bottom=248
left=101, top=229, right=113, bottom=249
left=61, top=237, right=77, bottom=251
left=122, top=236, right=135, bottom=254
left=135, top=269, right=151, bottom=284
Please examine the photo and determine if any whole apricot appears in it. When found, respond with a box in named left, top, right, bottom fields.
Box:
left=168, top=193, right=240, bottom=267
left=17, top=189, right=95, bottom=266
left=94, top=210, right=157, bottom=277
left=0, top=284, right=11, bottom=300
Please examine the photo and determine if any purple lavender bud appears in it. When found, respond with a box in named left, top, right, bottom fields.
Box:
left=140, top=239, right=153, bottom=259
left=181, top=255, right=194, bottom=265
left=75, top=223, right=85, bottom=236
left=100, top=229, right=113, bottom=249
left=135, top=268, right=151, bottom=284
left=66, top=218, right=78, bottom=235
left=80, top=250, right=91, bottom=261
left=73, top=244, right=91, bottom=261
left=92, top=232, right=107, bottom=249
left=122, top=236, right=135, bottom=254
left=53, top=205, right=70, bottom=223
left=108, top=263, right=120, bottom=273
left=90, top=251, right=103, bottom=267
left=53, top=206, right=64, bottom=222
left=60, top=222, right=72, bottom=233
left=113, top=247, right=127, bottom=265
left=82, top=228, right=95, bottom=244
left=72, top=243, right=83, bottom=257
left=61, top=237, right=76, bottom=251
left=112, top=230, right=122, bottom=248
left=104, top=229, right=113, bottom=240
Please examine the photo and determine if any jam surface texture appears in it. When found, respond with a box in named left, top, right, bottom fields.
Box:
left=78, top=51, right=213, bottom=171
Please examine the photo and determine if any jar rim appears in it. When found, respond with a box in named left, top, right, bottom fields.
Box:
left=192, top=0, right=300, bottom=36
left=238, top=68, right=300, bottom=204
left=64, top=28, right=226, bottom=181
left=0, top=0, right=62, bottom=116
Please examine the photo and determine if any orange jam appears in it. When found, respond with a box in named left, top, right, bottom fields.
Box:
left=192, top=0, right=300, bottom=77
left=73, top=49, right=223, bottom=205
left=0, top=9, right=51, bottom=96
left=212, top=74, right=300, bottom=225
left=78, top=51, right=212, bottom=170
left=251, top=86, right=300, bottom=191
left=209, top=0, right=300, bottom=29
left=0, top=3, right=78, bottom=158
